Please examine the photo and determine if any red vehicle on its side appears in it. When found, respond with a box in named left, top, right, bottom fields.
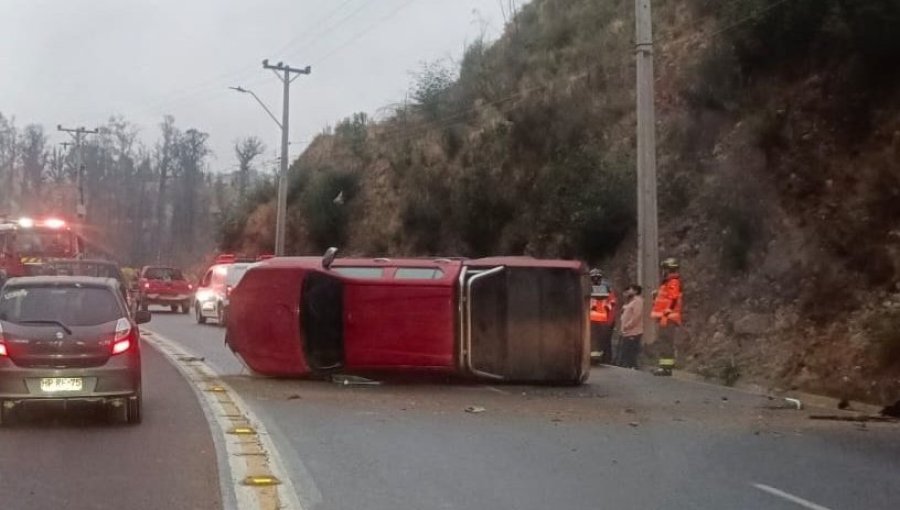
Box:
left=137, top=266, right=193, bottom=313
left=225, top=253, right=590, bottom=384
left=0, top=216, right=84, bottom=280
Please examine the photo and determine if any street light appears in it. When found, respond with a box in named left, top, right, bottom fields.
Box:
left=229, top=86, right=282, bottom=129
left=230, top=85, right=286, bottom=254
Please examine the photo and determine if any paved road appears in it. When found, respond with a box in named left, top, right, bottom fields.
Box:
left=0, top=335, right=222, bottom=510
left=149, top=310, right=900, bottom=510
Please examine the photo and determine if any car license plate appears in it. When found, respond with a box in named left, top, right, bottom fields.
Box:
left=40, top=377, right=83, bottom=392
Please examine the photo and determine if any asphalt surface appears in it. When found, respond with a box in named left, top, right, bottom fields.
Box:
left=0, top=334, right=222, bottom=510
left=148, top=310, right=900, bottom=510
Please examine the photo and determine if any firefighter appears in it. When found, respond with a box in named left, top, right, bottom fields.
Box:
left=650, top=257, right=683, bottom=376
left=589, top=268, right=617, bottom=364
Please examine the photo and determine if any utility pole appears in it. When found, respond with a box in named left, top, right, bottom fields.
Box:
left=57, top=125, right=99, bottom=223
left=262, top=59, right=311, bottom=256
left=635, top=0, right=660, bottom=343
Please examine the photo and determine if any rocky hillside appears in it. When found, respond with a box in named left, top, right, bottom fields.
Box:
left=221, top=0, right=900, bottom=404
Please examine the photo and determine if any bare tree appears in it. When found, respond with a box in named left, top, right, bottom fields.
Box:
left=153, top=115, right=178, bottom=262
left=19, top=124, right=48, bottom=203
left=234, top=136, right=266, bottom=197
left=0, top=114, right=18, bottom=212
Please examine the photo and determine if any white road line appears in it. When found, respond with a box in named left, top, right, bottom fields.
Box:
left=484, top=385, right=510, bottom=395
left=751, top=483, right=834, bottom=510
left=143, top=329, right=306, bottom=510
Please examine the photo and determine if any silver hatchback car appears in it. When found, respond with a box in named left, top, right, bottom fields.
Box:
left=0, top=276, right=150, bottom=425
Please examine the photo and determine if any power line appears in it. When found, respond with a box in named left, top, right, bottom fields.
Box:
left=312, top=0, right=418, bottom=65
left=268, top=0, right=363, bottom=58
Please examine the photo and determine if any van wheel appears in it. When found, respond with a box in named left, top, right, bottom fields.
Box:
left=195, top=303, right=207, bottom=324
left=127, top=393, right=142, bottom=425
left=180, top=301, right=190, bottom=314
left=216, top=304, right=225, bottom=327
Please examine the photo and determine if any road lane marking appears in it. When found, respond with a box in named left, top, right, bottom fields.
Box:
left=751, top=483, right=833, bottom=510
left=143, top=329, right=305, bottom=510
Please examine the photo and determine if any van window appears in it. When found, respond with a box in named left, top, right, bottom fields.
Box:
left=395, top=267, right=444, bottom=279
left=332, top=267, right=385, bottom=279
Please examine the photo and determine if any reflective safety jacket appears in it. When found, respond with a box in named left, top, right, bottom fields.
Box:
left=590, top=290, right=617, bottom=324
left=651, top=273, right=682, bottom=327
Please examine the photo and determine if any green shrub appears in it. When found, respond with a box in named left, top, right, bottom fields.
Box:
left=300, top=168, right=360, bottom=251
left=334, top=112, right=369, bottom=158
left=681, top=44, right=742, bottom=111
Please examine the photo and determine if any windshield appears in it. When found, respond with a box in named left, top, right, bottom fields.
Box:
left=144, top=267, right=184, bottom=280
left=0, top=285, right=122, bottom=326
left=225, top=264, right=250, bottom=286
left=51, top=262, right=122, bottom=281
left=4, top=229, right=76, bottom=258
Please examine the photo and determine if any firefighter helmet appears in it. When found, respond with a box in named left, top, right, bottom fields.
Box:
left=661, top=257, right=680, bottom=270
left=589, top=268, right=603, bottom=279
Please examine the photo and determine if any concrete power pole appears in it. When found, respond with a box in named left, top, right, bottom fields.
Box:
left=635, top=0, right=660, bottom=343
left=262, top=59, right=311, bottom=256
left=57, top=125, right=99, bottom=223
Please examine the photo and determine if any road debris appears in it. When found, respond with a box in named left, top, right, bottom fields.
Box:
left=628, top=421, right=640, bottom=427
left=331, top=374, right=381, bottom=386
left=286, top=394, right=302, bottom=400
left=465, top=406, right=486, bottom=414
left=783, top=398, right=803, bottom=410
left=624, top=408, right=636, bottom=414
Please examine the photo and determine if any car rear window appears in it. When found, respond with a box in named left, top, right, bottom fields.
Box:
left=332, top=267, right=385, bottom=279
left=145, top=267, right=184, bottom=280
left=394, top=267, right=445, bottom=279
left=0, top=285, right=122, bottom=326
left=226, top=264, right=251, bottom=286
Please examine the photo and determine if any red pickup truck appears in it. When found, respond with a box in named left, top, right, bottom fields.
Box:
left=225, top=254, right=590, bottom=384
left=137, top=265, right=193, bottom=313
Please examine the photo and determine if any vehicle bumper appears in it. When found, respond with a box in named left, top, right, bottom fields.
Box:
left=196, top=294, right=224, bottom=317
left=0, top=356, right=140, bottom=402
left=144, top=294, right=191, bottom=304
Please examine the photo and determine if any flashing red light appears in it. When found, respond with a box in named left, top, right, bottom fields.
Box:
left=43, top=218, right=66, bottom=229
left=0, top=343, right=7, bottom=357
left=215, top=254, right=236, bottom=264
left=257, top=254, right=274, bottom=261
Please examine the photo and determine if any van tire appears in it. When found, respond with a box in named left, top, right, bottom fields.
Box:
left=195, top=303, right=207, bottom=324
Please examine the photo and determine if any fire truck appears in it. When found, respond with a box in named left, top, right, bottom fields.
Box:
left=0, top=216, right=85, bottom=280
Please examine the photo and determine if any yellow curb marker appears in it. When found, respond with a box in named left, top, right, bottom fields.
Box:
left=242, top=476, right=281, bottom=487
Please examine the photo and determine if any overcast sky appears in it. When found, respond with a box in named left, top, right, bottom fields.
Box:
left=0, top=0, right=517, bottom=171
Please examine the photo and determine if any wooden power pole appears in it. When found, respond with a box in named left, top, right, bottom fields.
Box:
left=635, top=0, right=660, bottom=342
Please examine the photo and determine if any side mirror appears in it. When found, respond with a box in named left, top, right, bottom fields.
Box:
left=134, top=310, right=152, bottom=325
left=322, top=246, right=339, bottom=269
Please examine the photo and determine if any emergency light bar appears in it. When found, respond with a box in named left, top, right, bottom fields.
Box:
left=15, top=217, right=67, bottom=229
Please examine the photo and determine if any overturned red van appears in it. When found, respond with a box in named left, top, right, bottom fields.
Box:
left=225, top=254, right=590, bottom=384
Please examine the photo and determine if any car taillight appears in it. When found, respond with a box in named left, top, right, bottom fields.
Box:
left=0, top=323, right=7, bottom=357
left=226, top=285, right=232, bottom=298
left=143, top=282, right=150, bottom=289
left=111, top=318, right=134, bottom=355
